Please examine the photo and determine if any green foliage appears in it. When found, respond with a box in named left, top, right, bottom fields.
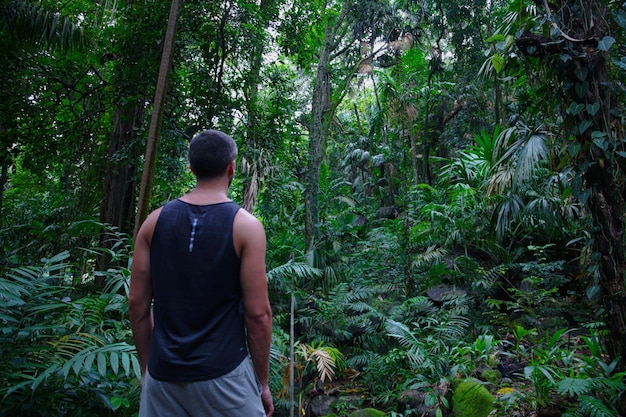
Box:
left=386, top=295, right=471, bottom=381
left=0, top=250, right=140, bottom=416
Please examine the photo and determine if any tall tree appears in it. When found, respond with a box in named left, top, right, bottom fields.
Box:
left=97, top=0, right=169, bottom=280
left=516, top=0, right=626, bottom=375
left=0, top=0, right=83, bottom=226
left=281, top=0, right=398, bottom=253
left=133, top=0, right=182, bottom=238
left=240, top=0, right=281, bottom=212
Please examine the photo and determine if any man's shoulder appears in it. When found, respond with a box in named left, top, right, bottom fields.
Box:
left=234, top=208, right=263, bottom=227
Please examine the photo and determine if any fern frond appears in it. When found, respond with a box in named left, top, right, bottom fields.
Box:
left=557, top=377, right=592, bottom=397
left=578, top=395, right=616, bottom=417
left=412, top=245, right=448, bottom=268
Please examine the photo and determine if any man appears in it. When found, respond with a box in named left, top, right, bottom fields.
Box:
left=129, top=129, right=274, bottom=417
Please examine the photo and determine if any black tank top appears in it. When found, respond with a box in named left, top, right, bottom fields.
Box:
left=147, top=199, right=247, bottom=382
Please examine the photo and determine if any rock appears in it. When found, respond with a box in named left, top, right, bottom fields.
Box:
left=480, top=367, right=502, bottom=385
left=376, top=206, right=400, bottom=219
left=398, top=388, right=447, bottom=417
left=309, top=394, right=335, bottom=417
left=348, top=408, right=387, bottom=417
left=451, top=380, right=495, bottom=417
left=427, top=284, right=467, bottom=303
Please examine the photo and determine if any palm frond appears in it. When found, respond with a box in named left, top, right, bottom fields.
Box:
left=412, top=244, right=447, bottom=269
left=267, top=261, right=322, bottom=293
left=1, top=0, right=84, bottom=50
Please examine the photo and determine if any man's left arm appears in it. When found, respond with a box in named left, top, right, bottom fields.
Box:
left=235, top=209, right=274, bottom=416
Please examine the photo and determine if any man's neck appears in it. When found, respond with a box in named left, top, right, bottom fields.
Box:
left=179, top=180, right=230, bottom=205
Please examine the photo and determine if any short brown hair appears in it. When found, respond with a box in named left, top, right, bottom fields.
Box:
left=188, top=130, right=238, bottom=180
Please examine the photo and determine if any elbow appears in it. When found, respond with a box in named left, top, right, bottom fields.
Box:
left=245, top=308, right=273, bottom=327
left=128, top=296, right=151, bottom=324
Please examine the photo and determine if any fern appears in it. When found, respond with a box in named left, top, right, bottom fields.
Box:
left=578, top=395, right=617, bottom=417
left=267, top=260, right=322, bottom=292
left=0, top=251, right=140, bottom=415
left=558, top=377, right=592, bottom=397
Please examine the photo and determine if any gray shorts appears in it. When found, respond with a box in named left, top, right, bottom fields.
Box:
left=139, top=357, right=265, bottom=417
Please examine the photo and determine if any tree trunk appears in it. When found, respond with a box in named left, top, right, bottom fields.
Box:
left=242, top=0, right=277, bottom=213
left=97, top=101, right=145, bottom=285
left=304, top=1, right=355, bottom=253
left=0, top=161, right=7, bottom=228
left=558, top=1, right=626, bottom=372
left=100, top=103, right=145, bottom=235
left=133, top=0, right=181, bottom=238
left=517, top=0, right=626, bottom=377
left=305, top=50, right=330, bottom=253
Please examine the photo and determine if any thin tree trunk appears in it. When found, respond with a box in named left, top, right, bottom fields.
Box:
left=133, top=0, right=182, bottom=238
left=242, top=0, right=277, bottom=213
left=0, top=161, right=7, bottom=228
left=305, top=53, right=329, bottom=252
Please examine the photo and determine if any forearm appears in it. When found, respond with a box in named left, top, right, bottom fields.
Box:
left=130, top=309, right=153, bottom=376
left=245, top=312, right=273, bottom=385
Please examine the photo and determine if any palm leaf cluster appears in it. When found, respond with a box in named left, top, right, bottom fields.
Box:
left=0, top=251, right=139, bottom=416
left=0, top=0, right=84, bottom=50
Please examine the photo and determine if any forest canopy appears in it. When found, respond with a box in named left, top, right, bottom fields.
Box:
left=1, top=0, right=626, bottom=416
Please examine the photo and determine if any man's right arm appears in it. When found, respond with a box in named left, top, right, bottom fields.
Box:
left=129, top=209, right=160, bottom=378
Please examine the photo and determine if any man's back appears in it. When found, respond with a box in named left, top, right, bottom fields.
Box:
left=149, top=199, right=247, bottom=382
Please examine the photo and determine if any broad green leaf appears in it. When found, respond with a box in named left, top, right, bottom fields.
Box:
left=614, top=57, right=626, bottom=71
left=586, top=103, right=600, bottom=116
left=593, top=138, right=608, bottom=151
left=566, top=102, right=584, bottom=115
left=110, top=351, right=119, bottom=375
left=614, top=9, right=626, bottom=29
left=574, top=67, right=588, bottom=81
left=492, top=53, right=504, bottom=73
left=575, top=81, right=589, bottom=98
left=122, top=351, right=130, bottom=375
left=576, top=120, right=592, bottom=135
left=97, top=352, right=107, bottom=376
left=597, top=36, right=615, bottom=51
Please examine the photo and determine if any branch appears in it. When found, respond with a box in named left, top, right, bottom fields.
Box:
left=542, top=0, right=587, bottom=43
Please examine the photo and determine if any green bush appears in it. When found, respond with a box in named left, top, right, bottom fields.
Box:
left=0, top=250, right=141, bottom=416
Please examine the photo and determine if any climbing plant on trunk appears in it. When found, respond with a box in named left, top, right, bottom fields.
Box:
left=516, top=0, right=626, bottom=378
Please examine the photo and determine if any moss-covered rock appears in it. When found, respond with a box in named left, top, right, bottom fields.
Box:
left=480, top=368, right=502, bottom=385
left=452, top=379, right=495, bottom=417
left=348, top=408, right=387, bottom=417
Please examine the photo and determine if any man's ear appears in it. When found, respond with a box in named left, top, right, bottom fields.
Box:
left=227, top=160, right=235, bottom=176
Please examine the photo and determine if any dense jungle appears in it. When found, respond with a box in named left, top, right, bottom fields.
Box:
left=2, top=0, right=626, bottom=416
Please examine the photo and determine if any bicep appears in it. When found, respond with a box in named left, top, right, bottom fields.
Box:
left=129, top=212, right=159, bottom=307
left=236, top=212, right=269, bottom=315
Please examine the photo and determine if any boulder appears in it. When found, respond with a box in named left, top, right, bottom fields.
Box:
left=348, top=408, right=387, bottom=417
left=309, top=394, right=335, bottom=417
left=451, top=380, right=494, bottom=417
